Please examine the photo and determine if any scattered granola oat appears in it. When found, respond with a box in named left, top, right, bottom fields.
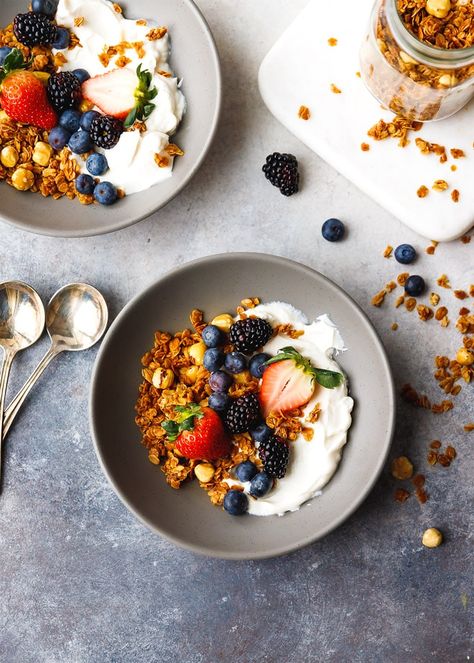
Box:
left=328, top=37, right=338, bottom=46
left=464, top=423, right=474, bottom=432
left=369, top=116, right=423, bottom=148
left=451, top=189, right=460, bottom=203
left=391, top=322, right=399, bottom=331
left=298, top=105, right=311, bottom=120
left=394, top=488, right=410, bottom=503
left=391, top=456, right=414, bottom=480
left=450, top=148, right=465, bottom=159
left=361, top=142, right=370, bottom=151
left=383, top=245, right=393, bottom=258
left=417, top=185, right=429, bottom=198
left=437, top=274, right=451, bottom=289
left=330, top=84, right=342, bottom=94
left=432, top=179, right=449, bottom=192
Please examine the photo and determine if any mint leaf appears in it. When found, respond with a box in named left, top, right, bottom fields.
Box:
left=162, top=420, right=179, bottom=441
left=313, top=368, right=344, bottom=389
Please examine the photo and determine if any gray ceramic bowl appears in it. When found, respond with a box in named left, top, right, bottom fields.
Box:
left=0, top=0, right=221, bottom=237
left=90, top=254, right=395, bottom=559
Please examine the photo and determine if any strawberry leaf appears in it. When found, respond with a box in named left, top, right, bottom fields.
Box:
left=163, top=403, right=204, bottom=441
left=0, top=48, right=27, bottom=84
left=125, top=65, right=158, bottom=128
left=265, top=346, right=344, bottom=390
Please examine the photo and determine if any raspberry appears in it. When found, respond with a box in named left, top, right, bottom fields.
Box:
left=229, top=318, right=273, bottom=354
left=13, top=12, right=57, bottom=47
left=225, top=394, right=261, bottom=434
left=258, top=436, right=289, bottom=479
left=262, top=152, right=299, bottom=196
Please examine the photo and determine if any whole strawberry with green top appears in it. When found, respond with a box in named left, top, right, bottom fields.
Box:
left=0, top=48, right=57, bottom=130
left=162, top=403, right=231, bottom=460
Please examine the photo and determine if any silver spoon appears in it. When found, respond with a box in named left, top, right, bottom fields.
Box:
left=3, top=283, right=108, bottom=440
left=0, top=281, right=45, bottom=486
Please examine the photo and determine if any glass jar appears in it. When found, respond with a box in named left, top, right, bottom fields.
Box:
left=360, top=0, right=474, bottom=122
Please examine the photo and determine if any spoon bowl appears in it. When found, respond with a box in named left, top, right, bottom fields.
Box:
left=46, top=283, right=109, bottom=352
left=0, top=282, right=45, bottom=352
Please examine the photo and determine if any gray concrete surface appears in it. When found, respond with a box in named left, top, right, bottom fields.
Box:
left=0, top=1, right=472, bottom=661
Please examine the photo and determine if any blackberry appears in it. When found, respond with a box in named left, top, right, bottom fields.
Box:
left=258, top=436, right=289, bottom=479
left=229, top=318, right=273, bottom=354
left=262, top=152, right=299, bottom=196
left=225, top=393, right=261, bottom=434
left=13, top=12, right=57, bottom=47
left=47, top=72, right=82, bottom=113
left=89, top=114, right=124, bottom=149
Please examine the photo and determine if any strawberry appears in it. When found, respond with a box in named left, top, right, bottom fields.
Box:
left=162, top=404, right=231, bottom=460
left=82, top=64, right=157, bottom=127
left=0, top=49, right=57, bottom=130
left=259, top=347, right=344, bottom=417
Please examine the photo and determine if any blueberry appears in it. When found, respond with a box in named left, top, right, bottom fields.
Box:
left=395, top=244, right=417, bottom=265
left=249, top=472, right=273, bottom=498
left=51, top=27, right=70, bottom=50
left=405, top=275, right=426, bottom=297
left=86, top=153, right=108, bottom=176
left=68, top=130, right=93, bottom=154
left=250, top=423, right=273, bottom=444
left=48, top=126, right=71, bottom=150
left=75, top=173, right=94, bottom=195
left=31, top=0, right=59, bottom=16
left=80, top=110, right=100, bottom=132
left=73, top=68, right=90, bottom=84
left=209, top=371, right=232, bottom=393
left=223, top=489, right=248, bottom=516
left=249, top=353, right=270, bottom=379
left=322, top=218, right=345, bottom=242
left=203, top=348, right=225, bottom=372
left=225, top=351, right=247, bottom=374
left=202, top=324, right=225, bottom=348
left=59, top=109, right=81, bottom=133
left=208, top=392, right=231, bottom=413
left=0, top=47, right=12, bottom=66
left=93, top=181, right=118, bottom=206
left=235, top=461, right=258, bottom=483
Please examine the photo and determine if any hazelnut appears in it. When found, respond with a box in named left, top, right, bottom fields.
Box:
left=152, top=367, right=174, bottom=389
left=194, top=463, right=215, bottom=483
left=188, top=341, right=206, bottom=365
left=183, top=365, right=199, bottom=384
left=210, top=313, right=234, bottom=333
left=0, top=146, right=19, bottom=168
left=11, top=167, right=34, bottom=191
left=399, top=50, right=417, bottom=65
left=422, top=528, right=443, bottom=548
left=456, top=348, right=474, bottom=366
left=426, top=0, right=451, bottom=19
left=438, top=73, right=458, bottom=88
left=32, top=141, right=53, bottom=166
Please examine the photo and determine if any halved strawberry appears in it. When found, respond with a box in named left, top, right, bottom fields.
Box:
left=162, top=404, right=231, bottom=460
left=82, top=65, right=157, bottom=127
left=259, top=347, right=344, bottom=417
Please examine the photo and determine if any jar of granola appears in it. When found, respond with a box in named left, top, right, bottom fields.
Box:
left=360, top=0, right=474, bottom=121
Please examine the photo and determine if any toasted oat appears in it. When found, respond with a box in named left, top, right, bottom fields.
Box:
left=147, top=27, right=168, bottom=41
left=154, top=154, right=170, bottom=168
left=437, top=274, right=451, bottom=289
left=435, top=306, right=448, bottom=321
left=417, top=185, right=429, bottom=198
left=430, top=292, right=440, bottom=307
left=450, top=148, right=465, bottom=159
left=113, top=3, right=122, bottom=13
left=136, top=19, right=147, bottom=26
left=368, top=116, right=422, bottom=147
left=306, top=403, right=321, bottom=424
left=464, top=423, right=474, bottom=432
left=115, top=55, right=132, bottom=68
left=383, top=245, right=393, bottom=258
left=372, top=289, right=387, bottom=307
left=394, top=488, right=410, bottom=503
left=74, top=16, right=85, bottom=27
left=397, top=273, right=409, bottom=287
left=391, top=456, right=414, bottom=480
left=361, top=142, right=370, bottom=151
left=432, top=179, right=449, bottom=192
left=405, top=297, right=417, bottom=312
left=415, top=138, right=447, bottom=162
left=391, top=323, right=399, bottom=331
left=417, top=304, right=434, bottom=321
left=395, top=295, right=405, bottom=308
left=274, top=323, right=305, bottom=339
left=454, top=290, right=468, bottom=300
left=166, top=143, right=185, bottom=157
left=328, top=37, right=338, bottom=46
left=298, top=105, right=311, bottom=120
left=451, top=189, right=460, bottom=203
left=330, top=84, right=342, bottom=94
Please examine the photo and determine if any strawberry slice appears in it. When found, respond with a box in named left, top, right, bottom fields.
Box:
left=259, top=347, right=344, bottom=417
left=82, top=65, right=157, bottom=127
left=162, top=404, right=231, bottom=460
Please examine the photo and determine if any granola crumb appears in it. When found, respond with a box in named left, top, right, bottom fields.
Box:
left=147, top=27, right=168, bottom=41
left=298, top=105, right=311, bottom=121
left=417, top=185, right=429, bottom=198
left=437, top=274, right=451, bottom=289
left=397, top=273, right=409, bottom=287
left=451, top=189, right=460, bottom=203
left=450, top=148, right=465, bottom=159
left=383, top=245, right=393, bottom=258
left=432, top=179, right=449, bottom=192
left=361, top=142, right=370, bottom=152
left=451, top=164, right=457, bottom=172
left=394, top=488, right=410, bottom=503
left=430, top=292, right=440, bottom=307
left=395, top=295, right=405, bottom=308
left=74, top=16, right=85, bottom=27
left=391, top=322, right=399, bottom=331
left=330, top=84, right=342, bottom=94
left=328, top=37, right=338, bottom=46
left=391, top=456, right=414, bottom=480
left=461, top=235, right=471, bottom=244
left=464, top=423, right=474, bottom=432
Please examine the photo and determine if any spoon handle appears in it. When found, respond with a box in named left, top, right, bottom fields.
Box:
left=0, top=349, right=15, bottom=490
left=2, top=346, right=58, bottom=440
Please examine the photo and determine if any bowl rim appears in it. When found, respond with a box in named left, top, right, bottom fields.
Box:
left=89, top=253, right=396, bottom=559
left=0, top=0, right=222, bottom=238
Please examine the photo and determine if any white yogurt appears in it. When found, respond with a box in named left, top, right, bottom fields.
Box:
left=54, top=0, right=186, bottom=194
left=226, top=302, right=354, bottom=517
